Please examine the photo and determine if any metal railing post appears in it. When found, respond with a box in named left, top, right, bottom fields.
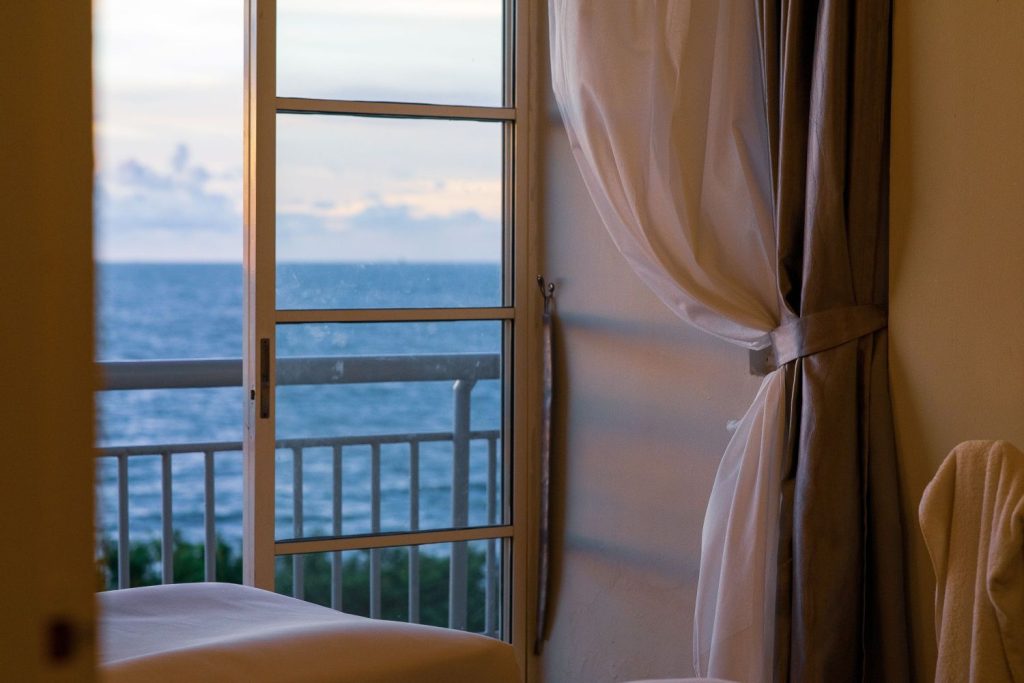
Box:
left=370, top=443, right=382, bottom=619
left=449, top=378, right=475, bottom=630
left=331, top=445, right=343, bottom=610
left=408, top=440, right=420, bottom=624
left=117, top=454, right=130, bottom=589
left=292, top=447, right=304, bottom=599
left=485, top=436, right=498, bottom=637
left=161, top=452, right=174, bottom=584
left=204, top=450, right=216, bottom=581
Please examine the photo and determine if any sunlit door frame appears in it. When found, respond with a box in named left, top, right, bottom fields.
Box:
left=243, top=0, right=537, bottom=672
left=243, top=0, right=277, bottom=591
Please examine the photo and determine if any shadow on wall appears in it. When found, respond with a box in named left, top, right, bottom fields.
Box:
left=538, top=286, right=760, bottom=681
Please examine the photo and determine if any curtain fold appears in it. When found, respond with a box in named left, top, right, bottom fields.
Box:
left=549, top=2, right=782, bottom=681
left=549, top=0, right=909, bottom=681
left=549, top=0, right=777, bottom=347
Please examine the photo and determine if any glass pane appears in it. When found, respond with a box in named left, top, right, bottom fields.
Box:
left=275, top=539, right=504, bottom=637
left=276, top=115, right=503, bottom=309
left=277, top=0, right=504, bottom=106
left=274, top=322, right=504, bottom=541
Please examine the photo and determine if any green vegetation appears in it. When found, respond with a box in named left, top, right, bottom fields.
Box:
left=97, top=536, right=493, bottom=633
left=97, top=533, right=243, bottom=588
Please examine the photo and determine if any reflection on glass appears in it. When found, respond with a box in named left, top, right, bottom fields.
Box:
left=276, top=114, right=503, bottom=309
left=277, top=0, right=504, bottom=106
left=276, top=540, right=503, bottom=636
left=274, top=322, right=504, bottom=541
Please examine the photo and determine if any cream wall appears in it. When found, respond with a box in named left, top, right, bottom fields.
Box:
left=538, top=120, right=762, bottom=682
left=889, top=0, right=1024, bottom=680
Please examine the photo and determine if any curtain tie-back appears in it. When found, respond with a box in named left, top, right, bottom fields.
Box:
left=749, top=305, right=887, bottom=374
left=770, top=304, right=887, bottom=367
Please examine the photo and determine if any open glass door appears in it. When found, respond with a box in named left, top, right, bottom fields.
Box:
left=244, top=0, right=533, bottom=658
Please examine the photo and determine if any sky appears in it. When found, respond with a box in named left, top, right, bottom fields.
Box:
left=93, top=0, right=505, bottom=263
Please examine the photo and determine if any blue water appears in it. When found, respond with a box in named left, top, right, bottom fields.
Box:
left=95, top=263, right=504, bottom=547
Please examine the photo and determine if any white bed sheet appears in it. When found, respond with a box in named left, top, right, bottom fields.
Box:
left=99, top=583, right=520, bottom=683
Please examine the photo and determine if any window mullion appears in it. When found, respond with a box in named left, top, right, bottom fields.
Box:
left=274, top=525, right=514, bottom=556
left=275, top=307, right=515, bottom=325
left=277, top=97, right=516, bottom=122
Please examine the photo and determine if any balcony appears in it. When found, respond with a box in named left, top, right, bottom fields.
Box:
left=95, top=353, right=503, bottom=636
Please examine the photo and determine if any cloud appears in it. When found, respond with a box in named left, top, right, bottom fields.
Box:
left=95, top=143, right=500, bottom=263
left=347, top=203, right=486, bottom=232
left=96, top=144, right=241, bottom=238
left=277, top=202, right=500, bottom=263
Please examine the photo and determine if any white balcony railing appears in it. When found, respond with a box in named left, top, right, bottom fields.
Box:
left=96, top=353, right=502, bottom=636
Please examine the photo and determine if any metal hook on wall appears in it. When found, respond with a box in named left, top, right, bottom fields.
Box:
left=536, top=275, right=555, bottom=317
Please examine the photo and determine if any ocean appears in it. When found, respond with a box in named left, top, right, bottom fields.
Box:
left=95, top=263, right=505, bottom=549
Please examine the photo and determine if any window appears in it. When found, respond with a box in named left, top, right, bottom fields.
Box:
left=96, top=0, right=534, bottom=664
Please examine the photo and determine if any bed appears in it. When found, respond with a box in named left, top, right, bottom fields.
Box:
left=99, top=582, right=520, bottom=682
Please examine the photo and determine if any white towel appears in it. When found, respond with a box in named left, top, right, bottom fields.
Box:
left=919, top=440, right=1024, bottom=683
